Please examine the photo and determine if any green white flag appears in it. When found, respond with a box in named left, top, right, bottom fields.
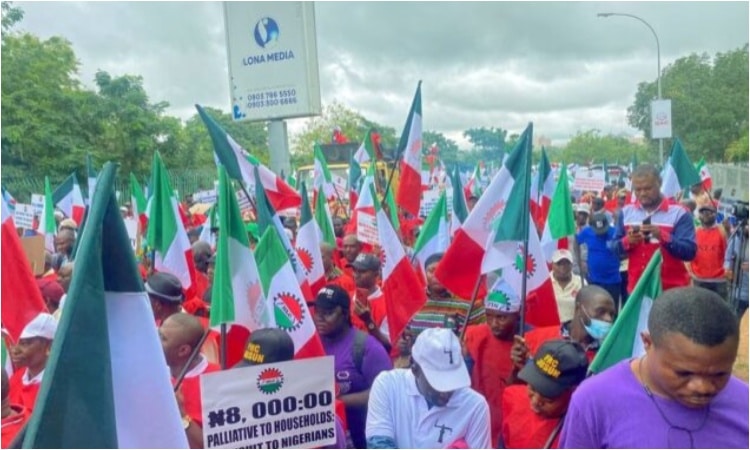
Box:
left=37, top=177, right=57, bottom=253
left=255, top=227, right=323, bottom=359
left=661, top=139, right=701, bottom=198
left=540, top=165, right=576, bottom=261
left=23, top=162, right=188, bottom=448
left=210, top=166, right=271, bottom=332
left=413, top=191, right=449, bottom=270
left=589, top=251, right=663, bottom=374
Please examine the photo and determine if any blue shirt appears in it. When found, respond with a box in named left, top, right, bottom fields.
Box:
left=577, top=226, right=621, bottom=284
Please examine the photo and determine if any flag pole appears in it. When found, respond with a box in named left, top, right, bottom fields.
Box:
left=220, top=323, right=228, bottom=370
left=519, top=124, right=534, bottom=337
left=459, top=273, right=485, bottom=342
left=331, top=185, right=351, bottom=221
left=173, top=326, right=212, bottom=392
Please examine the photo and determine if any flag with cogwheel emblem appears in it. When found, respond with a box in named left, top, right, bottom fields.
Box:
left=256, top=226, right=325, bottom=360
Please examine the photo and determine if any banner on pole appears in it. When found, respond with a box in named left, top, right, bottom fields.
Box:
left=651, top=99, right=673, bottom=139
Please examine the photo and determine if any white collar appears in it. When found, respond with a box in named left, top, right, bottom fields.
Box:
left=22, top=369, right=44, bottom=385
left=368, top=287, right=383, bottom=299
left=184, top=355, right=208, bottom=378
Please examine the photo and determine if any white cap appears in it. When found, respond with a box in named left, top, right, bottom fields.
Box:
left=485, top=278, right=521, bottom=313
left=552, top=249, right=574, bottom=263
left=575, top=203, right=590, bottom=214
left=411, top=328, right=470, bottom=392
left=20, top=312, right=58, bottom=340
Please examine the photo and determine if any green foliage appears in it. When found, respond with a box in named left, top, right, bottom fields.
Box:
left=423, top=130, right=459, bottom=165
left=291, top=102, right=397, bottom=164
left=726, top=128, right=749, bottom=163
left=463, top=127, right=507, bottom=162
left=1, top=2, right=23, bottom=34
left=627, top=45, right=749, bottom=162
left=182, top=107, right=270, bottom=169
left=561, top=129, right=653, bottom=165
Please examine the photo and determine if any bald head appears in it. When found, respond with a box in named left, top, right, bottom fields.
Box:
left=320, top=242, right=335, bottom=272
left=192, top=241, right=212, bottom=273
left=163, top=313, right=204, bottom=348
left=342, top=234, right=361, bottom=263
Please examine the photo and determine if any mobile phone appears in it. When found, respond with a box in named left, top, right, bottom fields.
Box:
left=642, top=217, right=652, bottom=237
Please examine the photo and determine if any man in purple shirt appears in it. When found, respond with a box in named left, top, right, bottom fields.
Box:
left=561, top=286, right=749, bottom=448
left=314, top=285, right=393, bottom=448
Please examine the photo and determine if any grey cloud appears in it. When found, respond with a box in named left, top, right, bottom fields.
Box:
left=13, top=1, right=749, bottom=148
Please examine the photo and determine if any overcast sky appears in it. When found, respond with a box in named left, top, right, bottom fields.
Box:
left=14, top=1, right=749, bottom=148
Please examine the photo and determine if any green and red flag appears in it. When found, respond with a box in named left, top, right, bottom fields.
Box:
left=395, top=81, right=423, bottom=217
left=256, top=226, right=325, bottom=359
left=197, top=104, right=300, bottom=211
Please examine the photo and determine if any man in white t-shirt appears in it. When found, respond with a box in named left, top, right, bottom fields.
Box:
left=365, top=328, right=491, bottom=448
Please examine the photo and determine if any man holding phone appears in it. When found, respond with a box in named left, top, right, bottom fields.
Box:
left=610, top=164, right=697, bottom=294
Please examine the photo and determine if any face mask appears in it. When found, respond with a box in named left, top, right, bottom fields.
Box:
left=581, top=308, right=612, bottom=340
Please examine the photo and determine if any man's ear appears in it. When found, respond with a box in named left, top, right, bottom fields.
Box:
left=641, top=331, right=653, bottom=352
left=410, top=359, right=419, bottom=376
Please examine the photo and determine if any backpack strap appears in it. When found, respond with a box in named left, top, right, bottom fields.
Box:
left=352, top=330, right=368, bottom=374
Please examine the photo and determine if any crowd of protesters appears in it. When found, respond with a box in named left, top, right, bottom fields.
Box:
left=3, top=163, right=748, bottom=449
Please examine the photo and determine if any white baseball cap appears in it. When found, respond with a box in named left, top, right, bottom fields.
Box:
left=20, top=312, right=58, bottom=340
left=411, top=328, right=470, bottom=392
left=552, top=249, right=574, bottom=264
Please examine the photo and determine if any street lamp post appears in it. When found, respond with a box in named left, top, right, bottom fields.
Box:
left=598, top=12, right=663, bottom=167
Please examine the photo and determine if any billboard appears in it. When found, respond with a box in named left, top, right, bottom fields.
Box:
left=224, top=2, right=322, bottom=122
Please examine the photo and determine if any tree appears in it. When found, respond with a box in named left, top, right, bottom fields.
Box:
left=182, top=106, right=270, bottom=169
left=627, top=45, right=749, bottom=162
left=561, top=129, right=652, bottom=166
left=463, top=127, right=507, bottom=162
left=422, top=130, right=459, bottom=166
left=726, top=128, right=749, bottom=163
left=291, top=102, right=397, bottom=165
left=1, top=32, right=95, bottom=182
left=1, top=2, right=23, bottom=35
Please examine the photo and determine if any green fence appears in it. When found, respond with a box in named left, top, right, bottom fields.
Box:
left=2, top=169, right=218, bottom=205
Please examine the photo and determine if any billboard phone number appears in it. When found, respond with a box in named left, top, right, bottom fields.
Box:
left=246, top=89, right=297, bottom=109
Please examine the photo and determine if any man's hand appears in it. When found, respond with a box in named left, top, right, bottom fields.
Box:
left=353, top=297, right=372, bottom=323
left=510, top=335, right=530, bottom=372
left=627, top=228, right=644, bottom=246
left=640, top=224, right=663, bottom=242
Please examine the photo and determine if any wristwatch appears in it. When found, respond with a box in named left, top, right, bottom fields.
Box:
left=367, top=321, right=376, bottom=332
left=182, top=414, right=192, bottom=430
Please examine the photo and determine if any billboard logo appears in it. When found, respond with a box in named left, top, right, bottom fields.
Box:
left=254, top=17, right=280, bottom=49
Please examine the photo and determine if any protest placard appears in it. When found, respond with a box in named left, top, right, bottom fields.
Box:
left=20, top=234, right=45, bottom=276
left=573, top=169, right=606, bottom=193
left=31, top=194, right=44, bottom=216
left=13, top=203, right=35, bottom=229
left=356, top=211, right=378, bottom=246
left=201, top=356, right=336, bottom=449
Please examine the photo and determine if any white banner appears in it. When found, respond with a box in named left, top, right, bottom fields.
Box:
left=356, top=211, right=379, bottom=246
left=194, top=188, right=218, bottom=205
left=201, top=356, right=336, bottom=449
left=224, top=2, right=322, bottom=122
left=573, top=169, right=607, bottom=193
left=651, top=99, right=673, bottom=139
left=31, top=194, right=44, bottom=216
left=13, top=203, right=35, bottom=229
